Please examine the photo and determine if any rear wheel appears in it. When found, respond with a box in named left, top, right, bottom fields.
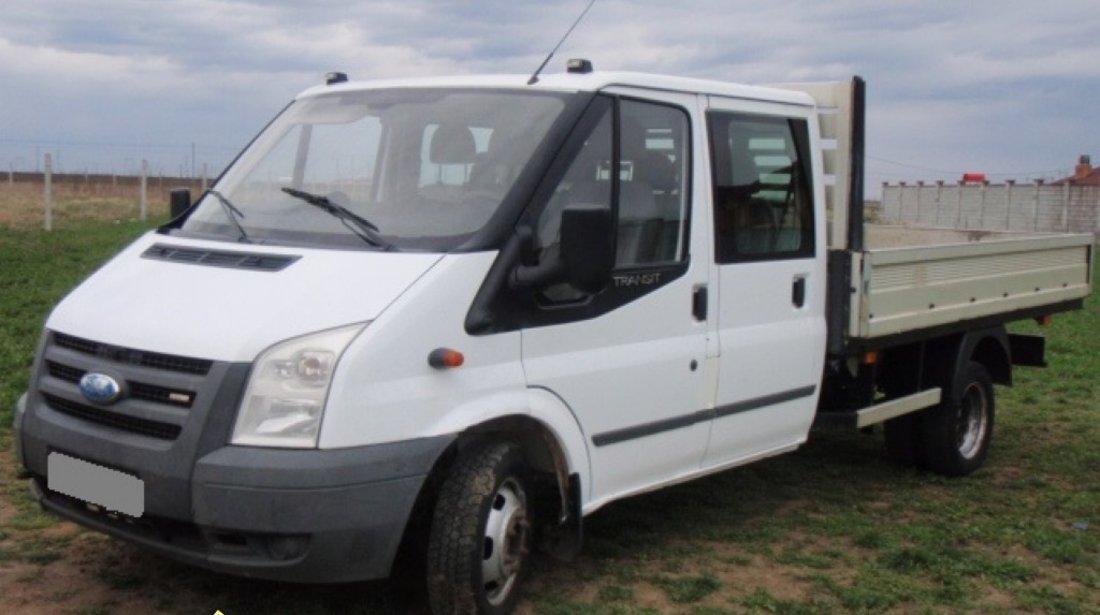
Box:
left=919, top=361, right=995, bottom=476
left=427, top=442, right=532, bottom=615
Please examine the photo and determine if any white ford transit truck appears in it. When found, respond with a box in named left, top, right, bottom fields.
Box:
left=13, top=63, right=1094, bottom=614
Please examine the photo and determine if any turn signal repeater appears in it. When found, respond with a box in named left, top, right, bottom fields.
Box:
left=428, top=348, right=465, bottom=369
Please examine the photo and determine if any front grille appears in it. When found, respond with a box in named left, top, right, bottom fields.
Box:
left=43, top=393, right=182, bottom=440
left=46, top=361, right=83, bottom=383
left=40, top=332, right=216, bottom=439
left=129, top=382, right=195, bottom=408
left=46, top=361, right=196, bottom=409
left=54, top=333, right=212, bottom=376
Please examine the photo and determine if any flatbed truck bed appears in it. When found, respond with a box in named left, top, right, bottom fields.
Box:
left=776, top=78, right=1095, bottom=434
left=851, top=226, right=1093, bottom=341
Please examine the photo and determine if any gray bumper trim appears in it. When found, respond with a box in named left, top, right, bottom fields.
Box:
left=34, top=435, right=455, bottom=583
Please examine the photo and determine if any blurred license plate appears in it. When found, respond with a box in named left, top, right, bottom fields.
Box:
left=48, top=452, right=144, bottom=517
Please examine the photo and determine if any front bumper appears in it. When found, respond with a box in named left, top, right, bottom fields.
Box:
left=28, top=436, right=453, bottom=583
left=18, top=330, right=456, bottom=583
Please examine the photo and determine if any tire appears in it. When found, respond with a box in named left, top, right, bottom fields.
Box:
left=919, top=361, right=995, bottom=476
left=883, top=413, right=921, bottom=467
left=427, top=442, right=532, bottom=615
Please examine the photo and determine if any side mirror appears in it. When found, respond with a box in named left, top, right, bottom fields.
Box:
left=559, top=205, right=614, bottom=294
left=510, top=205, right=615, bottom=294
left=169, top=188, right=192, bottom=218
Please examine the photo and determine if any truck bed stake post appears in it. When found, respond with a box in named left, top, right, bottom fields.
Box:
left=846, top=76, right=866, bottom=252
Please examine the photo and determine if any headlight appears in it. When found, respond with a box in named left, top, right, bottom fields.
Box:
left=231, top=324, right=365, bottom=448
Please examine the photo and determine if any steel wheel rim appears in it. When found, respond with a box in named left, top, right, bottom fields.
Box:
left=956, top=381, right=988, bottom=460
left=481, top=477, right=528, bottom=607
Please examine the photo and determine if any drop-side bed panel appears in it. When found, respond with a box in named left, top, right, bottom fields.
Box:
left=849, top=233, right=1094, bottom=339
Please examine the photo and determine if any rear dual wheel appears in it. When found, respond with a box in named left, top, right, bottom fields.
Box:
left=884, top=361, right=995, bottom=476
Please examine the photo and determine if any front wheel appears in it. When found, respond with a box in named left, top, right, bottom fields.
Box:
left=920, top=361, right=995, bottom=476
left=427, top=442, right=532, bottom=615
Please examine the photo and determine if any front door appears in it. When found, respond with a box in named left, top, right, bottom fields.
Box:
left=520, top=92, right=711, bottom=506
left=702, top=100, right=827, bottom=467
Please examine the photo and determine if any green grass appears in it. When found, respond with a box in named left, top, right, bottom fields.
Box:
left=0, top=221, right=1097, bottom=614
left=0, top=219, right=158, bottom=435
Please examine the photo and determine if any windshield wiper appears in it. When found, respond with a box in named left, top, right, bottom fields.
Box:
left=203, top=189, right=251, bottom=243
left=280, top=186, right=388, bottom=249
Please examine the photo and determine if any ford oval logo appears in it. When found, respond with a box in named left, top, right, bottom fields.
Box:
left=79, top=373, right=122, bottom=404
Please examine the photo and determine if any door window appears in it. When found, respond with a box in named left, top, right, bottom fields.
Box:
left=618, top=100, right=691, bottom=267
left=536, top=98, right=691, bottom=279
left=708, top=113, right=813, bottom=263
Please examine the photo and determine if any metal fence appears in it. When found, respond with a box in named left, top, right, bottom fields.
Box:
left=881, top=182, right=1100, bottom=237
left=4, top=157, right=207, bottom=230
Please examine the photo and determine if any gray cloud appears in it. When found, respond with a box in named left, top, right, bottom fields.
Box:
left=1, top=0, right=1096, bottom=185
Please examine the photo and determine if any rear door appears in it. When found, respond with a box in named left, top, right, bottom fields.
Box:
left=701, top=98, right=827, bottom=467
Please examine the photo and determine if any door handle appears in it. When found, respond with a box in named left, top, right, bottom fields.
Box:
left=792, top=277, right=806, bottom=308
left=692, top=285, right=708, bottom=321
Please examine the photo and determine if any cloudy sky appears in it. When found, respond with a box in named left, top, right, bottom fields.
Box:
left=1, top=0, right=1097, bottom=194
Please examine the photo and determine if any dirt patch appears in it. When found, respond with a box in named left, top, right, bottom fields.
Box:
left=0, top=540, right=153, bottom=614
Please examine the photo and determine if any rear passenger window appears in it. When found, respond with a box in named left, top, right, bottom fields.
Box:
left=708, top=113, right=813, bottom=263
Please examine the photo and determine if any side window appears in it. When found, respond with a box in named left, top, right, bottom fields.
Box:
left=708, top=112, right=814, bottom=263
left=535, top=98, right=691, bottom=278
left=618, top=100, right=691, bottom=267
left=535, top=107, right=613, bottom=255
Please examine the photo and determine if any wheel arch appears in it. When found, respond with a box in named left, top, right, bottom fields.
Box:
left=954, top=325, right=1012, bottom=387
left=395, top=390, right=590, bottom=573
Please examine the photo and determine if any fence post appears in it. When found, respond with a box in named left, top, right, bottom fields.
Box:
left=44, top=154, right=54, bottom=231
left=7, top=163, right=12, bottom=187
left=140, top=159, right=149, bottom=221
left=1061, top=183, right=1070, bottom=232
left=202, top=163, right=208, bottom=193
left=910, top=182, right=919, bottom=226
left=955, top=182, right=964, bottom=228
left=934, top=181, right=943, bottom=227
left=1005, top=181, right=1014, bottom=229
left=1032, top=183, right=1040, bottom=231
left=979, top=182, right=987, bottom=228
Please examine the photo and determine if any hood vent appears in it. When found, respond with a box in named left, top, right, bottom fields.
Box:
left=142, top=244, right=300, bottom=272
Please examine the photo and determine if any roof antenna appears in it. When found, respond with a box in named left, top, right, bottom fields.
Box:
left=527, top=0, right=597, bottom=85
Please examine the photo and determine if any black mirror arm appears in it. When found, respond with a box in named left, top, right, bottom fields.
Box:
left=511, top=258, right=566, bottom=289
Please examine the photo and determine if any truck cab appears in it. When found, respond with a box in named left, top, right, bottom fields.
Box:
left=13, top=65, right=1091, bottom=615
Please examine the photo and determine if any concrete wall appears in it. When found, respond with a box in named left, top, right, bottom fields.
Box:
left=881, top=182, right=1100, bottom=237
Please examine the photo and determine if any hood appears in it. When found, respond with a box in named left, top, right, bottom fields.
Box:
left=46, top=232, right=443, bottom=362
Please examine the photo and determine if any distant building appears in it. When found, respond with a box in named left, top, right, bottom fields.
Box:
left=1054, top=155, right=1100, bottom=186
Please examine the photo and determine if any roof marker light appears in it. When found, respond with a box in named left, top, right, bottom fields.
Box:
left=566, top=58, right=594, bottom=74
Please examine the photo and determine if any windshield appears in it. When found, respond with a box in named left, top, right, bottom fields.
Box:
left=179, top=88, right=571, bottom=250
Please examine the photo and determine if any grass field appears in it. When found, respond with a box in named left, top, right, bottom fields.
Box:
left=0, top=209, right=1097, bottom=614
left=0, top=179, right=185, bottom=228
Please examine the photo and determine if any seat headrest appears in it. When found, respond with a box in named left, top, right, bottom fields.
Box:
left=430, top=124, right=477, bottom=164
